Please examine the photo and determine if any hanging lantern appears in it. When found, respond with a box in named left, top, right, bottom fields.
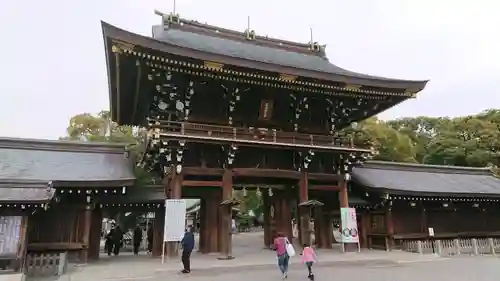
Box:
left=256, top=188, right=261, bottom=197
left=268, top=188, right=273, bottom=197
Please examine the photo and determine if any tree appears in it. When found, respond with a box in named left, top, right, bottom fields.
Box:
left=62, top=110, right=140, bottom=144
left=62, top=110, right=151, bottom=186
left=423, top=114, right=500, bottom=167
left=386, top=116, right=450, bottom=163
left=341, top=117, right=418, bottom=163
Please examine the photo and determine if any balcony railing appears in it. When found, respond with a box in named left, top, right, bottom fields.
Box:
left=150, top=121, right=364, bottom=149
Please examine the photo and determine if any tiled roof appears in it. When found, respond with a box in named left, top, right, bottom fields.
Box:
left=0, top=181, right=54, bottom=203
left=102, top=21, right=427, bottom=90
left=150, top=24, right=426, bottom=88
left=0, top=138, right=135, bottom=185
left=353, top=161, right=500, bottom=196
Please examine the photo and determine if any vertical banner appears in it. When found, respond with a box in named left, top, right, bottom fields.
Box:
left=340, top=208, right=359, bottom=243
left=0, top=216, right=22, bottom=257
left=164, top=199, right=187, bottom=242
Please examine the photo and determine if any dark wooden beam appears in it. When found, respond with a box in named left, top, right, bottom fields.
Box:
left=183, top=167, right=224, bottom=176
left=183, top=180, right=222, bottom=187
left=310, top=185, right=341, bottom=191
left=308, top=173, right=341, bottom=181
left=114, top=52, right=121, bottom=123
left=158, top=132, right=370, bottom=153
left=233, top=168, right=301, bottom=179
left=131, top=60, right=142, bottom=124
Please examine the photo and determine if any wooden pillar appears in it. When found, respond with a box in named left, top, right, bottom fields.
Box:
left=360, top=212, right=370, bottom=248
left=88, top=207, right=103, bottom=260
left=314, top=207, right=329, bottom=248
left=420, top=203, right=427, bottom=233
left=262, top=192, right=272, bottom=248
left=298, top=171, right=311, bottom=246
left=385, top=207, right=395, bottom=251
left=313, top=208, right=321, bottom=247
left=218, top=193, right=224, bottom=253
left=339, top=179, right=348, bottom=208
left=15, top=216, right=29, bottom=272
left=281, top=193, right=293, bottom=242
left=274, top=192, right=283, bottom=234
left=219, top=169, right=234, bottom=259
left=324, top=212, right=333, bottom=248
left=152, top=208, right=165, bottom=257
left=199, top=199, right=208, bottom=253
left=273, top=190, right=292, bottom=241
left=206, top=192, right=219, bottom=253
left=80, top=205, right=93, bottom=263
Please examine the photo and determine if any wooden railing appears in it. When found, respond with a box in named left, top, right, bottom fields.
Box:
left=400, top=237, right=500, bottom=256
left=24, top=252, right=67, bottom=277
left=150, top=121, right=360, bottom=148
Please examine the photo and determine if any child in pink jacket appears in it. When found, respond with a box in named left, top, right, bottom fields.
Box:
left=301, top=244, right=317, bottom=280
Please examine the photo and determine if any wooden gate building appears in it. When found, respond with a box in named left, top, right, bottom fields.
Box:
left=101, top=11, right=428, bottom=257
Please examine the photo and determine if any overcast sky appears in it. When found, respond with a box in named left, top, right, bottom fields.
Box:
left=1, top=0, right=499, bottom=139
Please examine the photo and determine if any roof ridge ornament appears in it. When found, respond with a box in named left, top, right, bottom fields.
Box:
left=154, top=9, right=180, bottom=27
left=245, top=16, right=256, bottom=40
left=308, top=28, right=325, bottom=54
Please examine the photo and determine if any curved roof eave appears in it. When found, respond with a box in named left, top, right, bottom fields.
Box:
left=102, top=21, right=428, bottom=91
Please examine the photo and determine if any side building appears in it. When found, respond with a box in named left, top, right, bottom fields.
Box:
left=0, top=138, right=135, bottom=271
left=352, top=161, right=500, bottom=251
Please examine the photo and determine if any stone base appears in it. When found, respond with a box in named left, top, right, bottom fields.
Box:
left=217, top=256, right=235, bottom=260
left=0, top=273, right=24, bottom=281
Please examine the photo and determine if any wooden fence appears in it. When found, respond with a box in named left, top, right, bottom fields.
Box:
left=400, top=238, right=500, bottom=256
left=24, top=252, right=67, bottom=277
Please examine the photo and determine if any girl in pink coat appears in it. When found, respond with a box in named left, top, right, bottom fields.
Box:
left=301, top=243, right=317, bottom=280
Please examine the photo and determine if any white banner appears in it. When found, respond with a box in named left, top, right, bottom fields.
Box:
left=0, top=216, right=22, bottom=256
left=164, top=199, right=186, bottom=242
left=340, top=208, right=359, bottom=243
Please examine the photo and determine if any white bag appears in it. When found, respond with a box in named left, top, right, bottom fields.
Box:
left=285, top=238, right=296, bottom=257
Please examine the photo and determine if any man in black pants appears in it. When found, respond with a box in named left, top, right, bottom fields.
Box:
left=133, top=225, right=143, bottom=255
left=112, top=225, right=123, bottom=256
left=180, top=226, right=195, bottom=273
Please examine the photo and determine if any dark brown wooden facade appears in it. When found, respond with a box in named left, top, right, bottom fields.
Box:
left=350, top=161, right=500, bottom=250
left=101, top=11, right=428, bottom=258
left=0, top=138, right=137, bottom=270
left=4, top=136, right=500, bottom=271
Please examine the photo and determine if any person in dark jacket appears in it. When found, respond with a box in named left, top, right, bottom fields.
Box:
left=112, top=226, right=123, bottom=256
left=147, top=225, right=153, bottom=254
left=105, top=227, right=115, bottom=256
left=133, top=225, right=143, bottom=255
left=180, top=226, right=195, bottom=273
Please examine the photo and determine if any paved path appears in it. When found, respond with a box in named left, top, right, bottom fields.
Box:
left=175, top=256, right=499, bottom=281
left=56, top=232, right=447, bottom=281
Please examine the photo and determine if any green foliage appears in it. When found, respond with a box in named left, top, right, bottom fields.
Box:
left=384, top=109, right=500, bottom=167
left=341, top=117, right=418, bottom=163
left=62, top=110, right=152, bottom=186
left=61, top=110, right=142, bottom=144
left=339, top=109, right=500, bottom=168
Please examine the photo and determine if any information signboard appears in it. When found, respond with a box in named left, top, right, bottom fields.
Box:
left=163, top=199, right=187, bottom=242
left=0, top=216, right=22, bottom=257
left=340, top=208, right=359, bottom=243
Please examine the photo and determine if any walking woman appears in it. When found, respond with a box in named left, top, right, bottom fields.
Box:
left=274, top=232, right=290, bottom=279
